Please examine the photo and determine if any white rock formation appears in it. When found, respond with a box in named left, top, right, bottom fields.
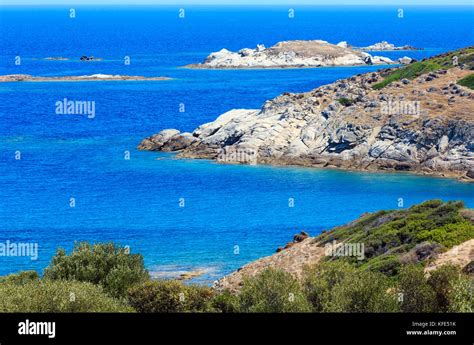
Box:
left=187, top=40, right=394, bottom=68
left=139, top=66, right=473, bottom=181
left=358, top=41, right=421, bottom=51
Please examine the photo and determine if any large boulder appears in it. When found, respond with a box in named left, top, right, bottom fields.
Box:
left=137, top=129, right=180, bottom=151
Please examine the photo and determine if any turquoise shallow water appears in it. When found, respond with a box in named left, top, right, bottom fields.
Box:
left=1, top=136, right=473, bottom=283
left=0, top=6, right=473, bottom=282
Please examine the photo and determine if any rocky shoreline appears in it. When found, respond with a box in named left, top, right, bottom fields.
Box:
left=0, top=74, right=171, bottom=82
left=186, top=40, right=398, bottom=69
left=139, top=50, right=474, bottom=182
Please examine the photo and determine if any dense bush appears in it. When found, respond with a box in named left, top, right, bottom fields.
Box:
left=304, top=261, right=399, bottom=312
left=398, top=265, right=436, bottom=312
left=360, top=255, right=401, bottom=276
left=43, top=242, right=149, bottom=298
left=0, top=270, right=39, bottom=285
left=0, top=280, right=133, bottom=312
left=303, top=261, right=354, bottom=311
left=127, top=280, right=215, bottom=312
left=416, top=220, right=474, bottom=248
left=212, top=289, right=240, bottom=313
left=448, top=276, right=474, bottom=312
left=238, top=268, right=311, bottom=312
left=427, top=264, right=461, bottom=312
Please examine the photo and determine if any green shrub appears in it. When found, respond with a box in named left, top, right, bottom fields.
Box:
left=328, top=272, right=399, bottom=312
left=360, top=255, right=401, bottom=276
left=0, top=280, right=133, bottom=312
left=410, top=199, right=444, bottom=213
left=127, top=280, right=215, bottom=312
left=416, top=220, right=474, bottom=248
left=337, top=97, right=354, bottom=106
left=398, top=265, right=436, bottom=312
left=457, top=73, right=474, bottom=90
left=448, top=276, right=474, bottom=312
left=303, top=261, right=355, bottom=311
left=212, top=289, right=240, bottom=313
left=43, top=242, right=149, bottom=298
left=428, top=264, right=461, bottom=312
left=0, top=271, right=39, bottom=285
left=304, top=261, right=399, bottom=312
left=238, top=268, right=311, bottom=312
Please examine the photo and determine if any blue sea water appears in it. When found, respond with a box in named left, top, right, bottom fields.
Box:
left=0, top=6, right=473, bottom=282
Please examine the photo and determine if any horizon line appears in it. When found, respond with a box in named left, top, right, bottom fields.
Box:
left=1, top=3, right=473, bottom=6
left=0, top=3, right=474, bottom=5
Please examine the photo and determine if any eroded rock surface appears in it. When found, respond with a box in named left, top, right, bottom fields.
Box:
left=139, top=66, right=473, bottom=181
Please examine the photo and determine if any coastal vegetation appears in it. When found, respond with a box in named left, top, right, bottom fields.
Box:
left=128, top=280, right=215, bottom=312
left=43, top=242, right=149, bottom=298
left=457, top=73, right=474, bottom=89
left=336, top=97, right=354, bottom=106
left=316, top=200, right=474, bottom=275
left=0, top=201, right=472, bottom=313
left=372, top=46, right=474, bottom=89
left=0, top=277, right=133, bottom=312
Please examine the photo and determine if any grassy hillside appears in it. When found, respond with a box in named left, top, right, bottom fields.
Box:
left=372, top=46, right=474, bottom=90
left=315, top=200, right=474, bottom=275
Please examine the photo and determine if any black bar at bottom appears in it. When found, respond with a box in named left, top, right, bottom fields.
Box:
left=0, top=313, right=472, bottom=345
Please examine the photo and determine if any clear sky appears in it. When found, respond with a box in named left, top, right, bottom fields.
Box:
left=1, top=0, right=473, bottom=5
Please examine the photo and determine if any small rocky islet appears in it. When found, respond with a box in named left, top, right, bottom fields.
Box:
left=353, top=40, right=422, bottom=51
left=0, top=74, right=171, bottom=82
left=185, top=40, right=418, bottom=69
left=139, top=46, right=474, bottom=182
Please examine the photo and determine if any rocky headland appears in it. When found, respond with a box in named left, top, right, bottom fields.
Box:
left=186, top=40, right=397, bottom=69
left=140, top=47, right=474, bottom=181
left=0, top=74, right=171, bottom=82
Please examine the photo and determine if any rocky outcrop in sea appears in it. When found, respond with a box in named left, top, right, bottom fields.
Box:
left=140, top=62, right=473, bottom=181
left=0, top=74, right=171, bottom=82
left=354, top=41, right=422, bottom=51
left=186, top=40, right=395, bottom=69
